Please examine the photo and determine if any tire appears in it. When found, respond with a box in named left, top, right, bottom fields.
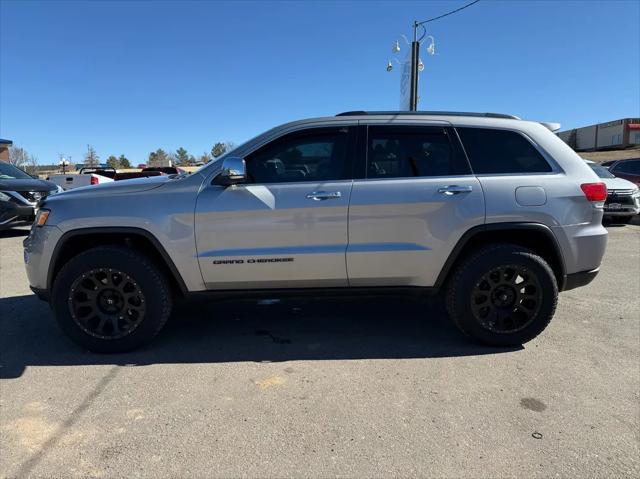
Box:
left=445, top=244, right=558, bottom=347
left=52, top=245, right=173, bottom=353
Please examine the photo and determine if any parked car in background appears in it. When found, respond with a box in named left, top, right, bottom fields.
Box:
left=585, top=160, right=640, bottom=223
left=113, top=170, right=164, bottom=181
left=47, top=167, right=116, bottom=190
left=142, top=166, right=186, bottom=175
left=25, top=111, right=609, bottom=352
left=48, top=167, right=165, bottom=190
left=601, top=158, right=640, bottom=186
left=0, top=162, right=62, bottom=230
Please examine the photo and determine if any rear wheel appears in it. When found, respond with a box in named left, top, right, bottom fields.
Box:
left=446, top=244, right=558, bottom=346
left=52, top=246, right=173, bottom=353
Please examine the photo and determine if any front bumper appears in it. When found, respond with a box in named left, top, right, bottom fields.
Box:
left=0, top=203, right=35, bottom=230
left=23, top=224, right=64, bottom=295
left=604, top=191, right=640, bottom=216
left=603, top=209, right=639, bottom=217
left=30, top=286, right=50, bottom=302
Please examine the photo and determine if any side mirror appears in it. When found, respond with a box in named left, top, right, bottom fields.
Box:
left=213, top=157, right=246, bottom=186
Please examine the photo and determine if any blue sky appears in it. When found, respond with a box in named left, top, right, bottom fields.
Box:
left=1, top=0, right=639, bottom=165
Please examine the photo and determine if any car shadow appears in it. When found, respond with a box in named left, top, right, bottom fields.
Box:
left=0, top=293, right=522, bottom=379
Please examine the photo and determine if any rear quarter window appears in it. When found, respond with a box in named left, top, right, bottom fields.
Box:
left=457, top=127, right=552, bottom=174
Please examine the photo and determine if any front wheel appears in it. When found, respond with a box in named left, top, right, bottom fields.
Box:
left=445, top=244, right=558, bottom=346
left=52, top=245, right=173, bottom=353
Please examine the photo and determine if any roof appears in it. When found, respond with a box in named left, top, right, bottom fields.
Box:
left=0, top=138, right=12, bottom=145
left=335, top=110, right=521, bottom=120
left=333, top=111, right=563, bottom=131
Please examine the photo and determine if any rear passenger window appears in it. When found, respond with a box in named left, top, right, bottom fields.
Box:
left=367, top=126, right=470, bottom=178
left=457, top=127, right=552, bottom=174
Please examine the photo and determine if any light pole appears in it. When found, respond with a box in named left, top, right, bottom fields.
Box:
left=58, top=154, right=71, bottom=174
left=388, top=27, right=435, bottom=111
left=386, top=0, right=481, bottom=111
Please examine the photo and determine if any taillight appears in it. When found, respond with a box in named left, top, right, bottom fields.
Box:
left=580, top=182, right=607, bottom=202
left=90, top=176, right=98, bottom=185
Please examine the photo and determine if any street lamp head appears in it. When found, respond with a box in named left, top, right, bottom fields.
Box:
left=386, top=61, right=393, bottom=72
left=418, top=59, right=424, bottom=72
left=392, top=40, right=401, bottom=53
left=426, top=37, right=436, bottom=55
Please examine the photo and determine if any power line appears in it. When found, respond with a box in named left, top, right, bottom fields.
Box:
left=416, top=0, right=481, bottom=26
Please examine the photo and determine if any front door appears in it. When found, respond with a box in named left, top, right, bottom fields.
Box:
left=195, top=126, right=356, bottom=290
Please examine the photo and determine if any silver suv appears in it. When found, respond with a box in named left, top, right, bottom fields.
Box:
left=24, top=111, right=608, bottom=352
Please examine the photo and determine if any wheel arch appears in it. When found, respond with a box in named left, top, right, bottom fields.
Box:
left=48, top=227, right=188, bottom=296
left=435, top=223, right=567, bottom=291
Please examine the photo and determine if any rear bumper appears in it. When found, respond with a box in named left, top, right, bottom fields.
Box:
left=562, top=268, right=599, bottom=291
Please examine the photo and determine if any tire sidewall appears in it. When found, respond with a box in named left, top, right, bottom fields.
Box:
left=52, top=247, right=170, bottom=353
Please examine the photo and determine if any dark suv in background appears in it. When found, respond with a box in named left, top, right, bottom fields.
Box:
left=0, top=162, right=60, bottom=230
left=602, top=158, right=640, bottom=187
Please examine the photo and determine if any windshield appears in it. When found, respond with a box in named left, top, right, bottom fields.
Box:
left=588, top=163, right=615, bottom=179
left=0, top=162, right=33, bottom=179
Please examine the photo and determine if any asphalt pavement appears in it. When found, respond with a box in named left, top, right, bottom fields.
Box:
left=1, top=224, right=638, bottom=478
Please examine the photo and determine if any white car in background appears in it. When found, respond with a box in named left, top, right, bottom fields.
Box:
left=47, top=167, right=116, bottom=191
left=585, top=160, right=640, bottom=223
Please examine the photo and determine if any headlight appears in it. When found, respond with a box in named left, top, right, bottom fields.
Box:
left=0, top=191, right=10, bottom=202
left=632, top=188, right=640, bottom=197
left=35, top=209, right=50, bottom=227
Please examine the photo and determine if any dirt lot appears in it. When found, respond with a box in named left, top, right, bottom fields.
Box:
left=1, top=224, right=639, bottom=478
left=580, top=147, right=640, bottom=163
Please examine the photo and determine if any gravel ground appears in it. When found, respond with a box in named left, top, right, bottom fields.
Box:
left=1, top=223, right=638, bottom=478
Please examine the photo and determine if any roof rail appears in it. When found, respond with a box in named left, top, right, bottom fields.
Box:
left=335, top=110, right=521, bottom=120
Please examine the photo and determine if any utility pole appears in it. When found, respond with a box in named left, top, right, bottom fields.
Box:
left=409, top=22, right=420, bottom=111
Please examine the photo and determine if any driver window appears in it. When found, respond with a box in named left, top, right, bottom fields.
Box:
left=246, top=128, right=349, bottom=184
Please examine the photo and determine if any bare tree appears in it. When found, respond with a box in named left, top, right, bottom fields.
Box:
left=24, top=154, right=39, bottom=176
left=84, top=144, right=100, bottom=167
left=8, top=146, right=29, bottom=168
left=198, top=152, right=213, bottom=164
left=8, top=146, right=38, bottom=174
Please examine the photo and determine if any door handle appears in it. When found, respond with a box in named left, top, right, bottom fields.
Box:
left=306, top=191, right=342, bottom=201
left=437, top=185, right=473, bottom=195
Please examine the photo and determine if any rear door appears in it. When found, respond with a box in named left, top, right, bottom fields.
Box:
left=195, top=126, right=356, bottom=290
left=346, top=124, right=485, bottom=287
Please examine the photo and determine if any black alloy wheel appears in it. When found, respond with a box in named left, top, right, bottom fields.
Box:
left=470, top=264, right=541, bottom=334
left=445, top=244, right=558, bottom=347
left=68, top=268, right=146, bottom=339
left=52, top=245, right=172, bottom=353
